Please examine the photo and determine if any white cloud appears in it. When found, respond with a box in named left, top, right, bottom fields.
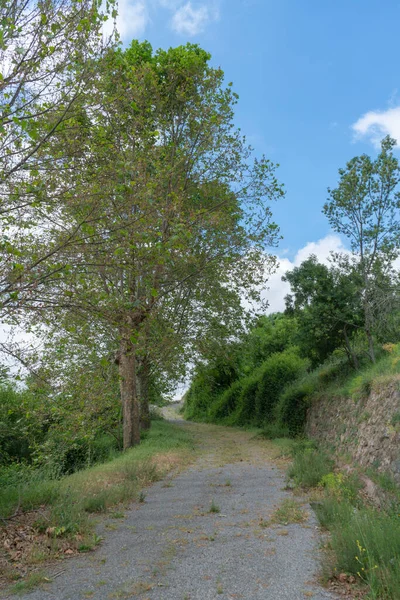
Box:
left=171, top=2, right=219, bottom=36
left=352, top=106, right=400, bottom=148
left=261, top=234, right=348, bottom=314
left=104, top=0, right=149, bottom=40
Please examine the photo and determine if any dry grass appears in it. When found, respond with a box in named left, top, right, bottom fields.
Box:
left=269, top=499, right=308, bottom=526
left=0, top=421, right=195, bottom=593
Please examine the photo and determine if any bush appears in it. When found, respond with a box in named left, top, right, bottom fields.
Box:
left=208, top=380, right=243, bottom=421
left=212, top=350, right=309, bottom=427
left=254, top=351, right=309, bottom=424
left=275, top=379, right=314, bottom=437
left=313, top=496, right=355, bottom=530
left=229, top=368, right=263, bottom=425
left=183, top=375, right=215, bottom=421
left=259, top=422, right=289, bottom=439
left=0, top=386, right=40, bottom=464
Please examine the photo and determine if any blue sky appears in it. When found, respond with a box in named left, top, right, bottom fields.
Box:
left=106, top=0, right=400, bottom=309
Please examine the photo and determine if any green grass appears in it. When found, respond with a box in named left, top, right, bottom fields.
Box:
left=0, top=419, right=195, bottom=588
left=315, top=496, right=400, bottom=599
left=259, top=422, right=290, bottom=439
left=270, top=498, right=307, bottom=525
left=337, top=347, right=400, bottom=401
left=287, top=448, right=333, bottom=489
left=0, top=421, right=193, bottom=521
left=209, top=499, right=220, bottom=513
left=10, top=572, right=50, bottom=595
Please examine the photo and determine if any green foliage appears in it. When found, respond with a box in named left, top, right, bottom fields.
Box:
left=284, top=256, right=363, bottom=366
left=339, top=343, right=400, bottom=400
left=287, top=448, right=333, bottom=489
left=0, top=420, right=193, bottom=522
left=230, top=370, right=261, bottom=425
left=274, top=380, right=314, bottom=437
left=184, top=314, right=307, bottom=427
left=258, top=422, right=289, bottom=439
left=316, top=497, right=400, bottom=599
left=241, top=314, right=299, bottom=370
left=209, top=380, right=243, bottom=422
left=324, top=136, right=400, bottom=363
left=254, top=350, right=309, bottom=423
left=275, top=356, right=351, bottom=436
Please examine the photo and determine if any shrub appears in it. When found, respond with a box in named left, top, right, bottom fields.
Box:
left=208, top=380, right=243, bottom=421
left=183, top=376, right=215, bottom=421
left=275, top=379, right=314, bottom=437
left=228, top=368, right=263, bottom=425
left=330, top=509, right=400, bottom=598
left=313, top=496, right=355, bottom=530
left=254, top=351, right=309, bottom=424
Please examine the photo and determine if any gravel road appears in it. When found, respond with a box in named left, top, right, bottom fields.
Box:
left=10, top=421, right=338, bottom=600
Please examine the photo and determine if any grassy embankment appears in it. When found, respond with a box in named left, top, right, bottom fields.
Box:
left=280, top=437, right=400, bottom=600
left=0, top=419, right=195, bottom=590
left=266, top=351, right=400, bottom=600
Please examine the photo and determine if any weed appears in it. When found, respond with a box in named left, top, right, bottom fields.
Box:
left=314, top=491, right=400, bottom=599
left=209, top=499, right=220, bottom=514
left=78, top=544, right=93, bottom=553
left=138, top=491, right=146, bottom=503
left=391, top=412, right=400, bottom=427
left=110, top=511, right=125, bottom=519
left=270, top=499, right=308, bottom=525
left=10, top=572, right=50, bottom=594
left=319, top=472, right=361, bottom=503
left=83, top=491, right=109, bottom=513
left=287, top=448, right=333, bottom=489
left=259, top=422, right=290, bottom=439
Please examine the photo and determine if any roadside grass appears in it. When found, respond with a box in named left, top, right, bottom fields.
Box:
left=287, top=448, right=333, bottom=489
left=315, top=497, right=400, bottom=599
left=1, top=420, right=193, bottom=519
left=209, top=499, right=220, bottom=514
left=336, top=346, right=400, bottom=401
left=286, top=440, right=400, bottom=599
left=10, top=572, right=50, bottom=595
left=269, top=498, right=308, bottom=525
left=0, top=420, right=195, bottom=588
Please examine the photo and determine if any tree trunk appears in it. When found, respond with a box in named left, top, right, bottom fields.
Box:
left=362, top=273, right=376, bottom=364
left=343, top=325, right=359, bottom=369
left=118, top=338, right=140, bottom=449
left=137, top=354, right=151, bottom=431
left=363, top=298, right=376, bottom=363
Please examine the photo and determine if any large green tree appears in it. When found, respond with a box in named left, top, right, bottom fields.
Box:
left=283, top=256, right=363, bottom=367
left=323, top=136, right=400, bottom=362
left=37, top=41, right=283, bottom=448
left=0, top=0, right=114, bottom=361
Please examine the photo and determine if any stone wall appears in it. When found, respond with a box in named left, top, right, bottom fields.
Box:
left=306, top=376, right=400, bottom=481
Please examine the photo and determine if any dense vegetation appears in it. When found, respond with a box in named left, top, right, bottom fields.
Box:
left=184, top=315, right=400, bottom=436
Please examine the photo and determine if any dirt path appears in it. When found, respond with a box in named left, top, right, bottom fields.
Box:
left=10, top=421, right=338, bottom=600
